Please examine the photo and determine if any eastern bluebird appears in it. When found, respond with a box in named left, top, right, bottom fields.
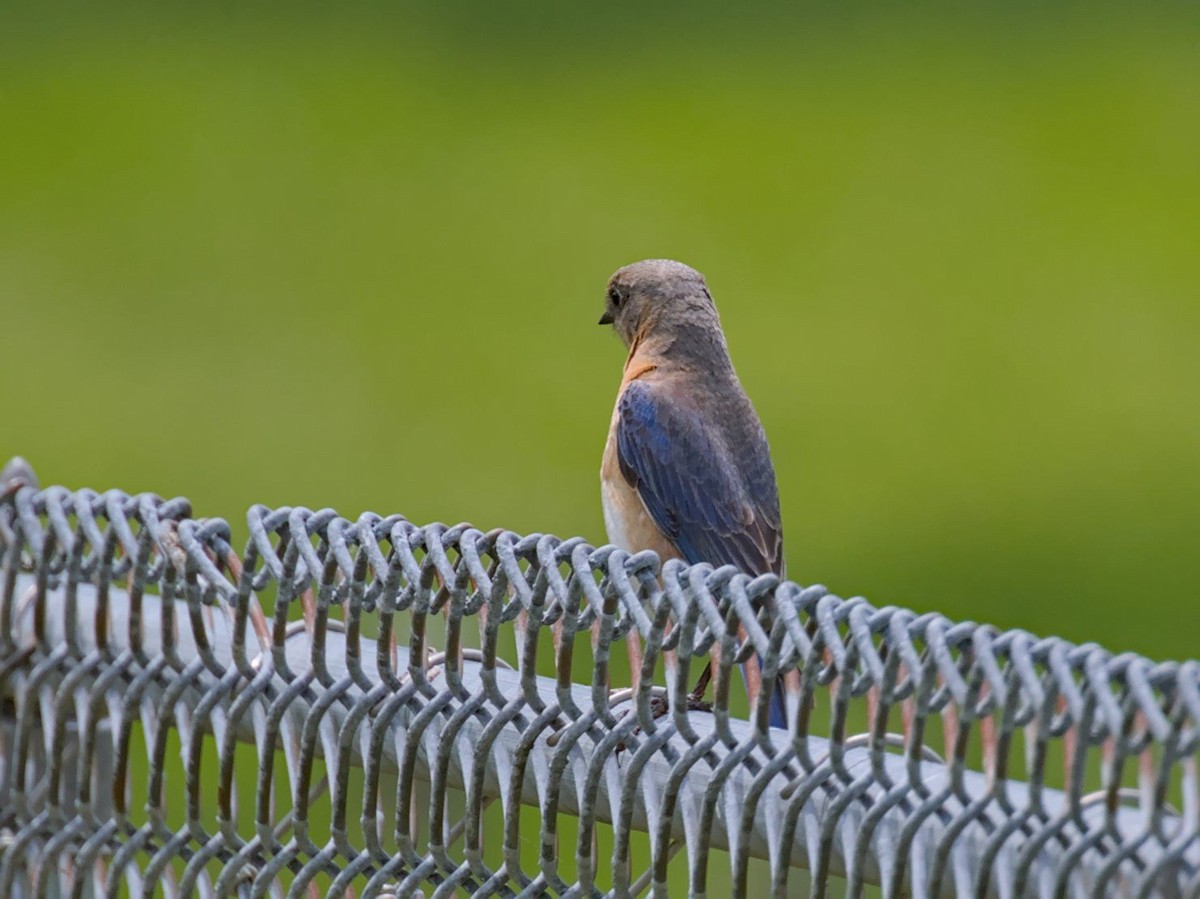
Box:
left=598, top=259, right=790, bottom=728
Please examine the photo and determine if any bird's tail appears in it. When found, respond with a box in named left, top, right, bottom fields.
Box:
left=768, top=675, right=788, bottom=729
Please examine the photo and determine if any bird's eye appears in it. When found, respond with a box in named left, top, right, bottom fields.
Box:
left=608, top=286, right=623, bottom=307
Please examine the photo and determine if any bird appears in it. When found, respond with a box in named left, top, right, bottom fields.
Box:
left=598, top=259, right=789, bottom=728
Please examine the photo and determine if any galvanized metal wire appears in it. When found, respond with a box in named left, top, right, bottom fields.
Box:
left=1, top=460, right=1197, bottom=897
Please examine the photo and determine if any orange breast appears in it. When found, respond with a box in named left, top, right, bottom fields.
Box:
left=600, top=379, right=681, bottom=562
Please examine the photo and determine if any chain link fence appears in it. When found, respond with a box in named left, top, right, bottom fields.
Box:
left=1, top=459, right=1197, bottom=897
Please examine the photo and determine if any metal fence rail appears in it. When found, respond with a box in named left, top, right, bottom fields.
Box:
left=1, top=461, right=1197, bottom=898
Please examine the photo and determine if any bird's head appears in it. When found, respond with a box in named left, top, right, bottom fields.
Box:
left=599, top=259, right=723, bottom=352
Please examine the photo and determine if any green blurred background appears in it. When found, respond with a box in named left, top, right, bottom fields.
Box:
left=2, top=1, right=1198, bottom=665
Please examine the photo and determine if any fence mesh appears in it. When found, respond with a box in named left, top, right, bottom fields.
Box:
left=0, top=459, right=1197, bottom=898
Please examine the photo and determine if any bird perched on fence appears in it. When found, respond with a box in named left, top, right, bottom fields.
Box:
left=598, top=259, right=790, bottom=727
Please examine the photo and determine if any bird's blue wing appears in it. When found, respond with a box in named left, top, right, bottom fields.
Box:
left=616, top=380, right=783, bottom=576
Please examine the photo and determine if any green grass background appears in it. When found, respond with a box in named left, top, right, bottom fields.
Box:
left=2, top=3, right=1198, bottom=894
left=3, top=3, right=1197, bottom=660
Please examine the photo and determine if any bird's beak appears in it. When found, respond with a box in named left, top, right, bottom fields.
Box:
left=598, top=310, right=614, bottom=326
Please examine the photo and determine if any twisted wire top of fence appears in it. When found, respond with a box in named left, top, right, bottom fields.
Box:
left=1, top=461, right=1197, bottom=898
